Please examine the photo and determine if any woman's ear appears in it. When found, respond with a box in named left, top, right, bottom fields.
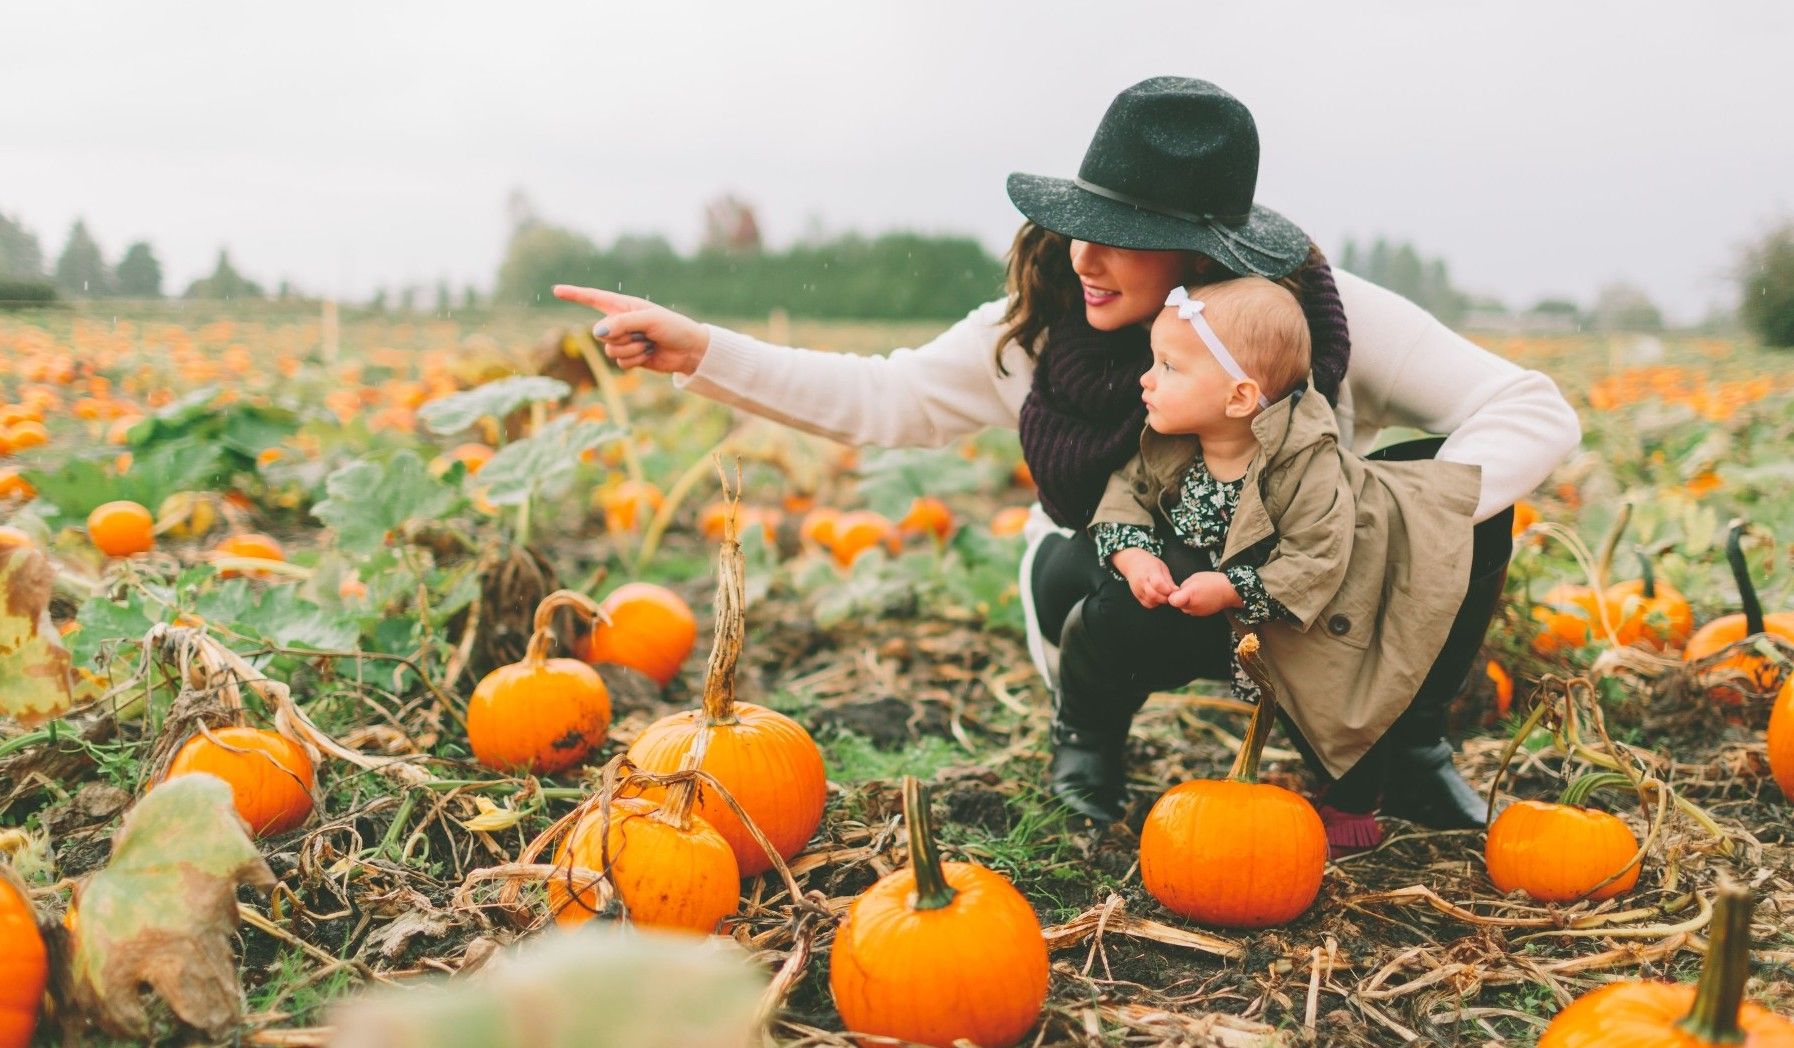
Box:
left=1225, top=379, right=1265, bottom=418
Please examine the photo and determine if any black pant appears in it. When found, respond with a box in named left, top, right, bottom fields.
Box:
left=1034, top=438, right=1513, bottom=809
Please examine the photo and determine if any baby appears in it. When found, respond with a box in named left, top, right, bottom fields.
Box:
left=1089, top=276, right=1312, bottom=697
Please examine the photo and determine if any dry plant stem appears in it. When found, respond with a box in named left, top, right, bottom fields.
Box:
left=1679, top=881, right=1754, bottom=1042
left=524, top=588, right=608, bottom=664
left=1229, top=632, right=1278, bottom=783
left=699, top=460, right=745, bottom=726
left=650, top=728, right=710, bottom=832
left=633, top=432, right=740, bottom=572
left=1532, top=522, right=1625, bottom=646
left=1725, top=519, right=1765, bottom=637
left=574, top=337, right=646, bottom=486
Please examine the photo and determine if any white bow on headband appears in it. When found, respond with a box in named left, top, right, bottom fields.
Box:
left=1164, top=286, right=1271, bottom=410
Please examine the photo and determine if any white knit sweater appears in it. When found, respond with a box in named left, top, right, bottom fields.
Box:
left=672, top=270, right=1581, bottom=524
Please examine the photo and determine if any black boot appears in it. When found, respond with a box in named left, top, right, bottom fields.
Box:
left=1048, top=721, right=1128, bottom=824
left=1380, top=525, right=1511, bottom=830
left=1046, top=598, right=1136, bottom=826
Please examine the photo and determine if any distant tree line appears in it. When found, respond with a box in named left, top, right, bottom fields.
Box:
left=1336, top=237, right=1468, bottom=326
left=0, top=209, right=273, bottom=304
left=494, top=195, right=1005, bottom=320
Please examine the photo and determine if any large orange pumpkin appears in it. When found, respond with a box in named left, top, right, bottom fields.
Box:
left=163, top=725, right=315, bottom=837
left=468, top=590, right=612, bottom=776
left=628, top=508, right=826, bottom=876
left=549, top=744, right=739, bottom=934
left=1485, top=793, right=1641, bottom=904
left=582, top=581, right=696, bottom=687
left=1768, top=680, right=1793, bottom=801
left=0, top=866, right=47, bottom=1048
left=1683, top=522, right=1794, bottom=704
left=1537, top=881, right=1794, bottom=1046
left=1139, top=633, right=1326, bottom=928
left=830, top=776, right=1048, bottom=1048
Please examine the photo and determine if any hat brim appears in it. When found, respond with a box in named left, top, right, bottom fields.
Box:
left=1006, top=172, right=1311, bottom=280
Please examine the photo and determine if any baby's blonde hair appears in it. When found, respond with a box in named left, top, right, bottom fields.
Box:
left=1178, top=276, right=1311, bottom=403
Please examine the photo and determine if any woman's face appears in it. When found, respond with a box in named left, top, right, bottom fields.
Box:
left=1068, top=240, right=1196, bottom=330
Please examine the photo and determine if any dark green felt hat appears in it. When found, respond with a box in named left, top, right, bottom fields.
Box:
left=1007, top=77, right=1311, bottom=279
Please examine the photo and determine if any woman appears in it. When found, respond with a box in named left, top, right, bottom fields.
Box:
left=555, top=77, right=1580, bottom=852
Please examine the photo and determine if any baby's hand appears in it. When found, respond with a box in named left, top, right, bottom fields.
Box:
left=1169, top=571, right=1244, bottom=617
left=1111, top=548, right=1176, bottom=608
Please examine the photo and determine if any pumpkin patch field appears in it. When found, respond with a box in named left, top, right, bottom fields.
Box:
left=1, top=308, right=1792, bottom=1046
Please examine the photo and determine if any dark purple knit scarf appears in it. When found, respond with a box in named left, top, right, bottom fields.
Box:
left=1019, top=256, right=1353, bottom=530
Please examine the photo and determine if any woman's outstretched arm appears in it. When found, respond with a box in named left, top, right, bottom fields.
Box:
left=553, top=286, right=1033, bottom=447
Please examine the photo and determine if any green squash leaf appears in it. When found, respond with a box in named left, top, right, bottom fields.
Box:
left=417, top=376, right=571, bottom=436
left=314, top=451, right=466, bottom=555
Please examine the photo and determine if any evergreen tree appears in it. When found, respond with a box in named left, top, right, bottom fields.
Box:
left=435, top=280, right=452, bottom=315
left=0, top=212, right=45, bottom=280
left=184, top=249, right=264, bottom=300
left=54, top=219, right=111, bottom=297
left=114, top=241, right=163, bottom=298
left=1337, top=238, right=1360, bottom=274
left=462, top=285, right=480, bottom=311
left=1738, top=220, right=1794, bottom=348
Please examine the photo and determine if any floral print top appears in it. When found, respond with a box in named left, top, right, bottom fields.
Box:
left=1091, top=453, right=1291, bottom=701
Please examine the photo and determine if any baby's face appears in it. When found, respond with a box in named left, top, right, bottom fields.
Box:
left=1142, top=310, right=1240, bottom=435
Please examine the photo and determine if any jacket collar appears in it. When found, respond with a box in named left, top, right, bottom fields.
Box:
left=1134, top=379, right=1337, bottom=492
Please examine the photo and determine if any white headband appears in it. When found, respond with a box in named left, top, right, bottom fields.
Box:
left=1164, top=286, right=1271, bottom=410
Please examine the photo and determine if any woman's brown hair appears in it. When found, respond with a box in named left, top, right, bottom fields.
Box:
left=994, top=221, right=1331, bottom=376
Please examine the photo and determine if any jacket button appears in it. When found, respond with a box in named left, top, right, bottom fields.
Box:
left=1132, top=481, right=1148, bottom=494
left=1328, top=614, right=1351, bottom=635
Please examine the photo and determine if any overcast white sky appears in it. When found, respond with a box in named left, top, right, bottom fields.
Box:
left=6, top=1, right=1790, bottom=322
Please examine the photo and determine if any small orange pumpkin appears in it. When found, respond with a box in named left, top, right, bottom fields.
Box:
left=1485, top=774, right=1641, bottom=904
left=86, top=499, right=155, bottom=557
left=1140, top=633, right=1326, bottom=928
left=0, top=865, right=47, bottom=1048
left=598, top=479, right=663, bottom=533
left=1768, top=680, right=1793, bottom=801
left=828, top=510, right=899, bottom=568
left=1536, top=881, right=1794, bottom=1046
left=468, top=590, right=612, bottom=775
left=990, top=506, right=1030, bottom=538
left=213, top=532, right=286, bottom=579
left=582, top=581, right=696, bottom=687
left=163, top=725, right=315, bottom=837
left=897, top=496, right=954, bottom=543
left=549, top=739, right=739, bottom=934
left=1683, top=521, right=1794, bottom=704
left=829, top=776, right=1049, bottom=1048
left=628, top=507, right=826, bottom=875
left=798, top=506, right=841, bottom=549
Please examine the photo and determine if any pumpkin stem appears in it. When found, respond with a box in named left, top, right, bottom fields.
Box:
left=524, top=589, right=607, bottom=666
left=1636, top=546, right=1657, bottom=600
left=1678, top=881, right=1754, bottom=1045
left=699, top=460, right=745, bottom=727
left=1723, top=520, right=1765, bottom=638
left=1558, top=770, right=1635, bottom=808
left=654, top=727, right=711, bottom=833
left=1593, top=501, right=1633, bottom=592
left=1229, top=632, right=1280, bottom=784
left=901, top=775, right=957, bottom=911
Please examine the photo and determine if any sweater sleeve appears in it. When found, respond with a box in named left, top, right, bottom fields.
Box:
left=1335, top=270, right=1581, bottom=523
left=670, top=298, right=1031, bottom=447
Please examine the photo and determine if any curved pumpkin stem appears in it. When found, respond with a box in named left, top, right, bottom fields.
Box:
left=1593, top=500, right=1633, bottom=592
left=1229, top=632, right=1280, bottom=784
left=1678, top=880, right=1754, bottom=1044
left=652, top=727, right=711, bottom=833
left=901, top=775, right=957, bottom=911
left=1635, top=546, right=1658, bottom=600
left=524, top=589, right=608, bottom=666
left=699, top=459, right=744, bottom=727
left=1723, top=519, right=1765, bottom=638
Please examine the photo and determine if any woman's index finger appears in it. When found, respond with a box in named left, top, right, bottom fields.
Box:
left=551, top=284, right=648, bottom=313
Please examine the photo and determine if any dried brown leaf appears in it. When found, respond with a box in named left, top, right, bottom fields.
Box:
left=0, top=546, right=73, bottom=723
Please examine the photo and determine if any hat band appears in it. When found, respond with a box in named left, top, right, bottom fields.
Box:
left=1073, top=178, right=1251, bottom=228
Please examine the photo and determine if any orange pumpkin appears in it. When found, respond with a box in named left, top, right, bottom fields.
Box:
left=87, top=499, right=155, bottom=557
left=1537, top=882, right=1794, bottom=1046
left=0, top=526, right=31, bottom=552
left=1768, top=680, right=1793, bottom=801
left=1486, top=659, right=1515, bottom=720
left=213, top=532, right=286, bottom=579
left=598, top=479, right=663, bottom=533
left=163, top=726, right=315, bottom=837
left=1486, top=775, right=1641, bottom=903
left=1140, top=633, right=1326, bottom=928
left=0, top=866, right=47, bottom=1048
left=582, top=581, right=696, bottom=687
left=990, top=506, right=1030, bottom=538
left=628, top=509, right=826, bottom=875
left=549, top=744, right=739, bottom=934
left=1683, top=521, right=1794, bottom=704
left=898, top=496, right=954, bottom=543
left=428, top=442, right=494, bottom=478
left=830, top=776, right=1048, bottom=1048
left=799, top=506, right=841, bottom=549
left=829, top=510, right=899, bottom=568
left=468, top=590, right=612, bottom=775
left=0, top=470, right=33, bottom=502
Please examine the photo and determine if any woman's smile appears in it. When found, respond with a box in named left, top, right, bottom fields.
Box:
left=1081, top=282, right=1120, bottom=307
